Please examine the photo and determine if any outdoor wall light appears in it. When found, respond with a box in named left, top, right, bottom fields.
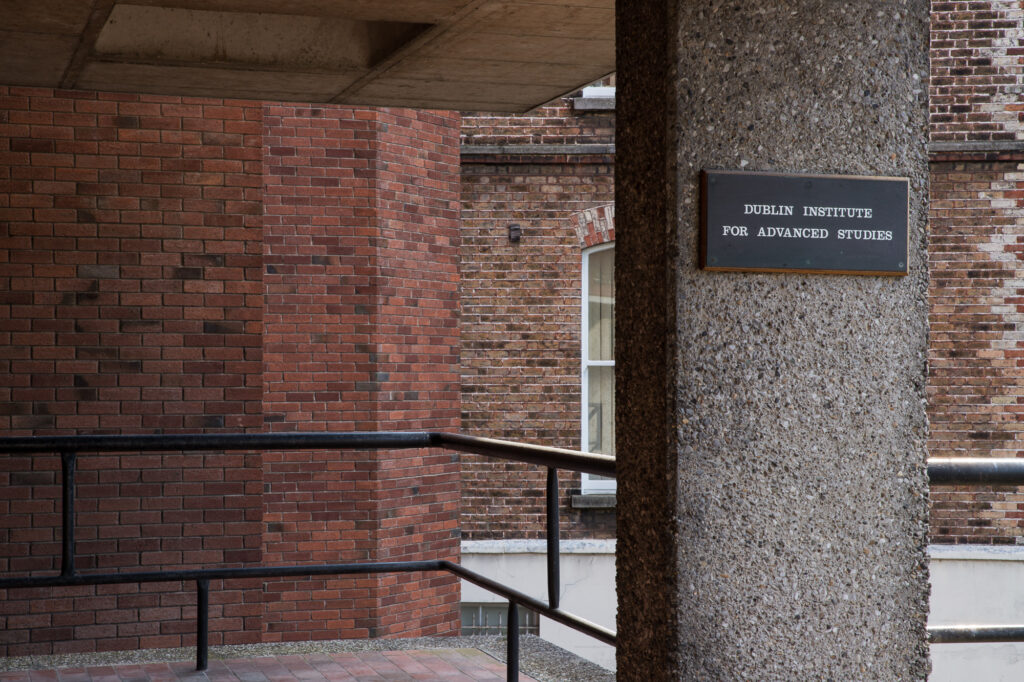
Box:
left=508, top=223, right=522, bottom=242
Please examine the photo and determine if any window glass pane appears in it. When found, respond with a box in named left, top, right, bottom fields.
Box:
left=587, top=248, right=615, bottom=362
left=460, top=604, right=539, bottom=636
left=583, top=244, right=615, bottom=492
left=587, top=365, right=615, bottom=456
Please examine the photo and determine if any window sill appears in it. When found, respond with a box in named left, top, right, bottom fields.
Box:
left=571, top=494, right=616, bottom=509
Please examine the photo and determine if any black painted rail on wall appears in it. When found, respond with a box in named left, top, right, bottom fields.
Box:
left=927, top=458, right=1024, bottom=486
left=0, top=432, right=616, bottom=681
left=10, top=439, right=1016, bottom=660
left=927, top=458, right=1024, bottom=645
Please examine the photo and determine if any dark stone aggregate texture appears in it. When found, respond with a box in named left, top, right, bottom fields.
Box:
left=614, top=0, right=681, bottom=680
left=670, top=0, right=932, bottom=680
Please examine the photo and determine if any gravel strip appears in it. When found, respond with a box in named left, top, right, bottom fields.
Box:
left=0, top=636, right=615, bottom=681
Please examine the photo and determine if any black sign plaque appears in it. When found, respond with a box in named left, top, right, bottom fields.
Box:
left=700, top=170, right=909, bottom=275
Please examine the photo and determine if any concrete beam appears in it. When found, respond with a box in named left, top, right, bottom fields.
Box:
left=0, top=0, right=614, bottom=112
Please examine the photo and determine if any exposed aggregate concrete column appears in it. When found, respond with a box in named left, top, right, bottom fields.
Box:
left=615, top=1, right=931, bottom=679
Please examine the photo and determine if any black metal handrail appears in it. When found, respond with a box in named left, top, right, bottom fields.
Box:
left=928, top=625, right=1024, bottom=644
left=927, top=458, right=1024, bottom=645
left=928, top=458, right=1024, bottom=486
left=0, top=431, right=616, bottom=680
left=8, top=439, right=1021, bottom=661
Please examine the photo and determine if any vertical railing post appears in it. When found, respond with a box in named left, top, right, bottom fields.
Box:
left=60, top=451, right=76, bottom=577
left=545, top=467, right=560, bottom=609
left=196, top=578, right=209, bottom=671
left=507, top=601, right=519, bottom=682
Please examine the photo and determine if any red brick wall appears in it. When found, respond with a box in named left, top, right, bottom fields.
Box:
left=928, top=159, right=1024, bottom=543
left=261, top=104, right=461, bottom=640
left=0, top=86, right=264, bottom=655
left=461, top=95, right=614, bottom=147
left=460, top=96, right=615, bottom=540
left=372, top=110, right=461, bottom=636
left=930, top=1, right=1024, bottom=144
left=0, top=88, right=263, bottom=434
left=1, top=92, right=462, bottom=653
left=928, top=1, right=1024, bottom=544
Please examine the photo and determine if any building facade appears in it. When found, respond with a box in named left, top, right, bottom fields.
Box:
left=457, top=85, right=617, bottom=667
left=459, top=86, right=616, bottom=540
left=927, top=4, right=1024, bottom=677
left=0, top=0, right=1022, bottom=677
left=0, top=77, right=623, bottom=662
left=0, top=95, right=463, bottom=655
left=928, top=0, right=1024, bottom=544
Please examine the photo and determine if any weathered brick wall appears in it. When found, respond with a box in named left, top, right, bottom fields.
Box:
left=931, top=0, right=1024, bottom=144
left=460, top=96, right=616, bottom=540
left=261, top=104, right=461, bottom=640
left=0, top=87, right=264, bottom=655
left=928, top=159, right=1024, bottom=543
left=1, top=91, right=462, bottom=654
left=461, top=97, right=614, bottom=147
left=928, top=1, right=1024, bottom=544
left=371, top=110, right=461, bottom=636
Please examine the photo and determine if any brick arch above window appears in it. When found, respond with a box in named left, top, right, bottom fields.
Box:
left=570, top=203, right=615, bottom=248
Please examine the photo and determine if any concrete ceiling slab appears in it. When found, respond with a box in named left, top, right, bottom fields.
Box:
left=0, top=0, right=96, bottom=34
left=77, top=62, right=363, bottom=101
left=416, top=32, right=615, bottom=67
left=94, top=5, right=429, bottom=70
left=0, top=0, right=613, bottom=111
left=477, top=5, right=615, bottom=37
left=393, top=58, right=603, bottom=88
left=352, top=77, right=568, bottom=111
left=0, top=32, right=80, bottom=86
left=121, top=0, right=472, bottom=23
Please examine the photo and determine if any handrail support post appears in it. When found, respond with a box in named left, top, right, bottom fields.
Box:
left=545, top=467, right=560, bottom=609
left=60, top=451, right=76, bottom=577
left=507, top=601, right=519, bottom=682
left=196, top=578, right=209, bottom=671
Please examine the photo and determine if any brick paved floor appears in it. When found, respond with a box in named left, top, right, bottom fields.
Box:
left=0, top=650, right=537, bottom=682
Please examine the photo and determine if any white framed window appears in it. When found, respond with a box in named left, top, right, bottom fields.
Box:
left=460, top=603, right=540, bottom=636
left=581, top=243, right=615, bottom=494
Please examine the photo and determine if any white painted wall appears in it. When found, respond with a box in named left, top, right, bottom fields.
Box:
left=462, top=540, right=1024, bottom=676
left=461, top=539, right=616, bottom=670
left=929, top=545, right=1024, bottom=681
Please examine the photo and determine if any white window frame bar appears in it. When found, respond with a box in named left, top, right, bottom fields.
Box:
left=581, top=242, right=616, bottom=494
